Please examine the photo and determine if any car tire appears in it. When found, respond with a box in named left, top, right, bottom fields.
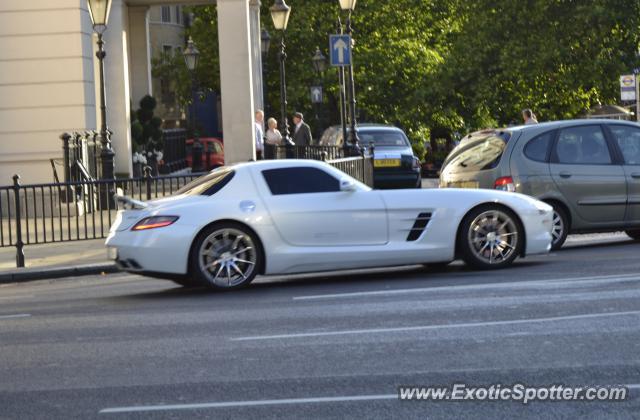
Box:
left=549, top=204, right=569, bottom=250
left=189, top=222, right=263, bottom=290
left=626, top=229, right=640, bottom=241
left=458, top=205, right=523, bottom=270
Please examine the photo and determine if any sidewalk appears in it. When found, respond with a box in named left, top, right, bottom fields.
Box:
left=0, top=239, right=116, bottom=283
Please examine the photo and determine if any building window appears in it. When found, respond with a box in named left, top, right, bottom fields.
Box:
left=161, top=6, right=171, bottom=23
left=175, top=6, right=182, bottom=25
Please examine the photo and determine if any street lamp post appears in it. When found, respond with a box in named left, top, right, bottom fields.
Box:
left=183, top=37, right=203, bottom=172
left=311, top=47, right=327, bottom=140
left=270, top=0, right=293, bottom=149
left=338, top=0, right=360, bottom=155
left=87, top=0, right=115, bottom=209
left=261, top=29, right=271, bottom=117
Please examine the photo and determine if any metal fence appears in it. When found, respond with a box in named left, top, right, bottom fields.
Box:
left=1, top=152, right=372, bottom=268
left=161, top=128, right=188, bottom=173
left=270, top=144, right=345, bottom=160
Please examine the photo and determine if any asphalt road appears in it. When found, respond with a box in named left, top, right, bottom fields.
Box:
left=1, top=235, right=640, bottom=419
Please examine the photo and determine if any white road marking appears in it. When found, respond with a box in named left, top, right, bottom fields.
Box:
left=99, top=394, right=398, bottom=413
left=231, top=310, right=640, bottom=341
left=0, top=313, right=31, bottom=320
left=0, top=295, right=34, bottom=301
left=100, top=383, right=640, bottom=413
left=292, top=273, right=640, bottom=301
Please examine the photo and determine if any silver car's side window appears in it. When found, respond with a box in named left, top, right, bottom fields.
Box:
left=524, top=132, right=553, bottom=162
left=609, top=125, right=640, bottom=165
left=555, top=126, right=611, bottom=165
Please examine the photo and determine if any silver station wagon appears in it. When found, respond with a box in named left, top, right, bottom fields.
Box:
left=440, top=119, right=640, bottom=249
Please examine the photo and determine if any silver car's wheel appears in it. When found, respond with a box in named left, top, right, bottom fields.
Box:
left=192, top=225, right=260, bottom=289
left=459, top=206, right=523, bottom=270
left=549, top=204, right=569, bottom=250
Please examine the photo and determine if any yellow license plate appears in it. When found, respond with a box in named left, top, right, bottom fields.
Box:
left=374, top=159, right=401, bottom=168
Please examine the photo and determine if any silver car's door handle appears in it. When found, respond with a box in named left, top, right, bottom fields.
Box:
left=631, top=173, right=640, bottom=179
left=559, top=171, right=572, bottom=179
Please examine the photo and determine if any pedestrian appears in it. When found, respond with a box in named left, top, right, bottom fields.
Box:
left=522, top=108, right=538, bottom=125
left=264, top=117, right=282, bottom=159
left=255, top=109, right=265, bottom=160
left=292, top=112, right=312, bottom=147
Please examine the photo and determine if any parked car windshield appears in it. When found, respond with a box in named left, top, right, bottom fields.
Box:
left=358, top=130, right=410, bottom=147
left=174, top=167, right=234, bottom=196
left=442, top=135, right=508, bottom=173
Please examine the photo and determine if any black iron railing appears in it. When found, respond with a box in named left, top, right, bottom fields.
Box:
left=270, top=145, right=345, bottom=160
left=161, top=128, right=188, bottom=174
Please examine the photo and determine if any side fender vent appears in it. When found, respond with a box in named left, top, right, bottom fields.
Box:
left=406, top=212, right=432, bottom=241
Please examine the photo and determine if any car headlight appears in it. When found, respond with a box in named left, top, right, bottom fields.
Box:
left=131, top=216, right=179, bottom=231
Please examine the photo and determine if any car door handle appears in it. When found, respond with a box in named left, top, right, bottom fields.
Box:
left=559, top=171, right=572, bottom=179
left=631, top=173, right=640, bottom=179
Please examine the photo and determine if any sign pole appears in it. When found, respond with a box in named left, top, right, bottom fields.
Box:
left=636, top=74, right=639, bottom=122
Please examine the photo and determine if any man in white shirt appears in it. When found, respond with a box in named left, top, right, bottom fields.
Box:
left=255, top=109, right=265, bottom=160
left=522, top=108, right=538, bottom=125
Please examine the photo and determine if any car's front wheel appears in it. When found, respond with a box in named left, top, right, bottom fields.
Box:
left=190, top=222, right=262, bottom=289
left=626, top=229, right=640, bottom=241
left=458, top=205, right=523, bottom=270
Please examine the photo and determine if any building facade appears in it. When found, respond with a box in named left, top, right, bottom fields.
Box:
left=0, top=0, right=263, bottom=185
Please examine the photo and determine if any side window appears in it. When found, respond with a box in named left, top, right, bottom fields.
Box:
left=262, top=167, right=340, bottom=195
left=609, top=125, right=640, bottom=165
left=555, top=126, right=611, bottom=164
left=524, top=132, right=553, bottom=162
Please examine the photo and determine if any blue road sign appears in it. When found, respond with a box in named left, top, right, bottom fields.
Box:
left=329, top=34, right=351, bottom=66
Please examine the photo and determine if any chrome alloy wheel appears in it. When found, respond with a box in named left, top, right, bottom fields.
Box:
left=551, top=210, right=565, bottom=245
left=467, top=210, right=519, bottom=265
left=198, top=228, right=257, bottom=288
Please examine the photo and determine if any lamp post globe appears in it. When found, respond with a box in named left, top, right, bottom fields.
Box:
left=338, top=0, right=356, bottom=11
left=270, top=0, right=291, bottom=31
left=312, top=47, right=327, bottom=74
left=261, top=29, right=271, bottom=56
left=183, top=37, right=203, bottom=172
left=270, top=0, right=293, bottom=147
left=87, top=0, right=112, bottom=33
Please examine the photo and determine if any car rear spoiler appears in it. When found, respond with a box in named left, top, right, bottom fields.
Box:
left=114, top=194, right=149, bottom=210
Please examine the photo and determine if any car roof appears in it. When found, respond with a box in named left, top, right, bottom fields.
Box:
left=326, top=123, right=404, bottom=132
left=505, top=119, right=640, bottom=132
left=226, top=159, right=334, bottom=171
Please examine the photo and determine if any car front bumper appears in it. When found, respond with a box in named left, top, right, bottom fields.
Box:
left=373, top=169, right=421, bottom=189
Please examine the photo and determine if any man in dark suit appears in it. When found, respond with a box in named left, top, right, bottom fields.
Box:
left=291, top=112, right=313, bottom=146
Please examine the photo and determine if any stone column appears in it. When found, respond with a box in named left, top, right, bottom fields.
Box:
left=127, top=6, right=152, bottom=108
left=217, top=0, right=256, bottom=163
left=99, top=0, right=133, bottom=176
left=249, top=0, right=264, bottom=111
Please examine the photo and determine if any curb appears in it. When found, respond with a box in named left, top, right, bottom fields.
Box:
left=0, top=263, right=120, bottom=284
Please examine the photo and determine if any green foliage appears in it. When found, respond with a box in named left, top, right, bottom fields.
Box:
left=131, top=95, right=163, bottom=152
left=158, top=0, right=640, bottom=138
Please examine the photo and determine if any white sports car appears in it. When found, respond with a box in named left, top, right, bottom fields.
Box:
left=106, top=160, right=553, bottom=289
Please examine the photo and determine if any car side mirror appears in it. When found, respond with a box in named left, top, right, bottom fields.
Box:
left=340, top=178, right=357, bottom=192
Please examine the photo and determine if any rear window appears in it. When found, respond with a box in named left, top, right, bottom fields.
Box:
left=174, top=167, right=234, bottom=196
left=358, top=131, right=410, bottom=147
left=524, top=132, right=553, bottom=162
left=443, top=135, right=508, bottom=172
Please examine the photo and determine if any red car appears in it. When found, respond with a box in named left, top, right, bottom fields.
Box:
left=186, top=138, right=224, bottom=170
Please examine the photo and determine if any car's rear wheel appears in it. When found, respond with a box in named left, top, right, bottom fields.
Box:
left=190, top=222, right=262, bottom=289
left=458, top=205, right=523, bottom=270
left=626, top=229, right=640, bottom=241
left=549, top=204, right=569, bottom=250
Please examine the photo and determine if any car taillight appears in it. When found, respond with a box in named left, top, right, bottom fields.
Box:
left=494, top=176, right=516, bottom=192
left=131, top=216, right=179, bottom=231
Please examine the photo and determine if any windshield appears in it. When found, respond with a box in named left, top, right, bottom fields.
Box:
left=443, top=135, right=508, bottom=172
left=359, top=130, right=410, bottom=147
left=174, top=167, right=235, bottom=196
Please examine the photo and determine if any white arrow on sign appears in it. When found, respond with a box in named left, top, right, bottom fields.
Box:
left=312, top=88, right=322, bottom=102
left=333, top=38, right=348, bottom=63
